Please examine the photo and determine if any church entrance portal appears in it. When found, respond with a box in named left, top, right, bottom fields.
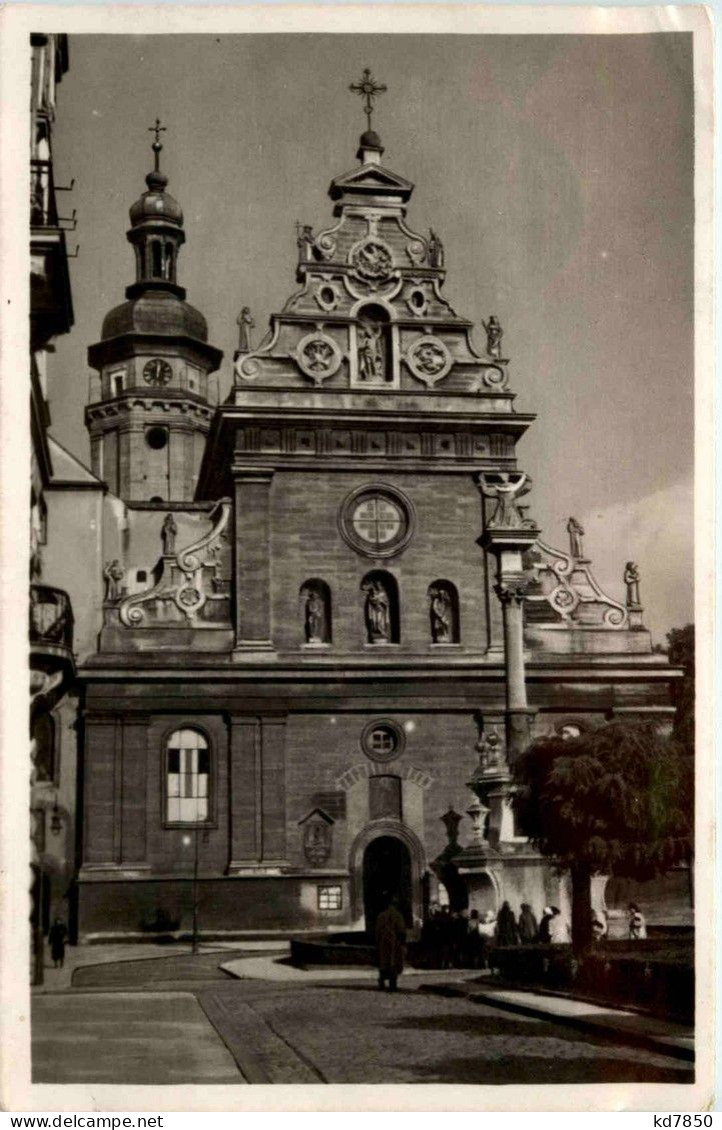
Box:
left=362, top=835, right=412, bottom=934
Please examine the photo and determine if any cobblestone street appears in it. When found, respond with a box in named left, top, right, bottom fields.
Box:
left=32, top=952, right=694, bottom=1087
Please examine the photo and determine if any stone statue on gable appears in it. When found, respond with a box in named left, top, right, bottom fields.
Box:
left=482, top=315, right=503, bottom=359
left=161, top=513, right=178, bottom=556
left=624, top=562, right=641, bottom=608
left=567, top=517, right=585, bottom=560
left=428, top=228, right=445, bottom=268
left=236, top=306, right=254, bottom=354
left=103, top=560, right=124, bottom=602
left=296, top=222, right=316, bottom=262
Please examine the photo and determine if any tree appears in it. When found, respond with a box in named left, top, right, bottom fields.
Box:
left=513, top=720, right=693, bottom=954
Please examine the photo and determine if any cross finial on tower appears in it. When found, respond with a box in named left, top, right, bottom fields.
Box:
left=349, top=68, right=387, bottom=132
left=147, top=118, right=167, bottom=172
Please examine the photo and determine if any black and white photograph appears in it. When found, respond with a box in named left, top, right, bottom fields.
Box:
left=3, top=3, right=713, bottom=1111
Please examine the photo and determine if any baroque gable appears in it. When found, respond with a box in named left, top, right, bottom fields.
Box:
left=232, top=142, right=510, bottom=398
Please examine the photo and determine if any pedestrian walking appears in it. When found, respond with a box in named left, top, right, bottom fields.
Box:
left=48, top=917, right=68, bottom=969
left=538, top=905, right=554, bottom=944
left=518, top=902, right=539, bottom=944
left=495, top=900, right=519, bottom=946
left=628, top=903, right=647, bottom=940
left=375, top=895, right=406, bottom=991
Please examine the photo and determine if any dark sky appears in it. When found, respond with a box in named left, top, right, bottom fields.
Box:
left=48, top=32, right=694, bottom=641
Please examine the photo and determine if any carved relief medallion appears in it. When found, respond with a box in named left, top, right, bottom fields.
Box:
left=296, top=332, right=343, bottom=385
left=349, top=237, right=393, bottom=284
left=406, top=336, right=452, bottom=386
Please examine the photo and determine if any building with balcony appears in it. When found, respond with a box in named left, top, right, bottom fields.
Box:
left=29, top=32, right=79, bottom=982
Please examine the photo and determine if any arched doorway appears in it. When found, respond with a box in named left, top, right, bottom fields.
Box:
left=362, top=835, right=412, bottom=934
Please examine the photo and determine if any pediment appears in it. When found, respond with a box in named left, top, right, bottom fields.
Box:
left=329, top=163, right=414, bottom=201
left=297, top=807, right=335, bottom=826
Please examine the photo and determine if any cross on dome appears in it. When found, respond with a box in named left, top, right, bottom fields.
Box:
left=147, top=117, right=167, bottom=172
left=349, top=68, right=387, bottom=132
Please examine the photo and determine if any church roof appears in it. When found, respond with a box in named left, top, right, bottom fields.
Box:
left=48, top=436, right=104, bottom=487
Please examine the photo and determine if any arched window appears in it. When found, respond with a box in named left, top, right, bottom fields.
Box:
left=151, top=241, right=163, bottom=278
left=428, top=580, right=460, bottom=643
left=166, top=728, right=210, bottom=824
left=361, top=570, right=400, bottom=644
left=300, top=579, right=332, bottom=645
left=356, top=303, right=393, bottom=384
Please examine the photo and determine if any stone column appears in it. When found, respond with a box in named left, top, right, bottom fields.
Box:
left=232, top=464, right=275, bottom=655
left=495, top=577, right=537, bottom=759
left=477, top=471, right=540, bottom=767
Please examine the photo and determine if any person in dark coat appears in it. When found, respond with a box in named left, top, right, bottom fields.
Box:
left=48, top=918, right=68, bottom=969
left=518, top=902, right=539, bottom=944
left=538, top=906, right=554, bottom=944
left=375, top=896, right=406, bottom=991
left=495, top=901, right=519, bottom=946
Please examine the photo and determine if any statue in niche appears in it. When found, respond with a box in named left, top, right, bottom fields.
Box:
left=481, top=471, right=532, bottom=530
left=428, top=229, right=445, bottom=268
left=303, top=587, right=327, bottom=644
left=429, top=585, right=452, bottom=643
left=161, top=513, right=178, bottom=556
left=482, top=315, right=503, bottom=359
left=567, top=517, right=585, bottom=560
left=357, top=321, right=385, bottom=382
left=363, top=578, right=390, bottom=642
left=103, top=559, right=125, bottom=602
left=296, top=222, right=316, bottom=262
left=236, top=306, right=254, bottom=354
left=624, top=562, right=641, bottom=608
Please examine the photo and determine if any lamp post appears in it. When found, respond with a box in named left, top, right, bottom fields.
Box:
left=183, top=816, right=209, bottom=955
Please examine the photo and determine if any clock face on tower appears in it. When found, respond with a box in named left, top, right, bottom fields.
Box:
left=143, top=358, right=173, bottom=387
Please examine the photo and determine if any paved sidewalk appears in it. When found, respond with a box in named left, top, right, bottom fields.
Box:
left=221, top=952, right=484, bottom=984
left=33, top=990, right=244, bottom=1084
left=36, top=940, right=287, bottom=992
left=421, top=981, right=694, bottom=1062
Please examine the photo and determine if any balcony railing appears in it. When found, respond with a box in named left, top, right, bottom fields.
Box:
left=30, top=584, right=74, bottom=651
left=30, top=158, right=58, bottom=228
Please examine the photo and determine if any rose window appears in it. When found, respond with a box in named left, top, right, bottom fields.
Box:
left=340, top=485, right=414, bottom=558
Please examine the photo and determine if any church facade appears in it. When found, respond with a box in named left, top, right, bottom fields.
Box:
left=74, top=90, right=678, bottom=939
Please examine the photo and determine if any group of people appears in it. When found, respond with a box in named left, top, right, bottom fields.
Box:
left=419, top=901, right=573, bottom=967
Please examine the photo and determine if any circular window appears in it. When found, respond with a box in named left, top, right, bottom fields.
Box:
left=340, top=484, right=414, bottom=558
left=361, top=719, right=405, bottom=763
left=146, top=426, right=168, bottom=450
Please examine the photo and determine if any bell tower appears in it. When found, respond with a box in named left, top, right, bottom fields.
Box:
left=85, top=121, right=222, bottom=502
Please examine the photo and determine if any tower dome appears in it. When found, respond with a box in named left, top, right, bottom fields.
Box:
left=129, top=168, right=184, bottom=227
left=85, top=120, right=222, bottom=504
